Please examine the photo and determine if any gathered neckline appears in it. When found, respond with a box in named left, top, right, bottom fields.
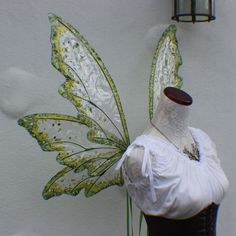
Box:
left=140, top=127, right=203, bottom=163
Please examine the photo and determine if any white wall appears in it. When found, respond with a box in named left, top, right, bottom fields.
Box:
left=0, top=1, right=235, bottom=235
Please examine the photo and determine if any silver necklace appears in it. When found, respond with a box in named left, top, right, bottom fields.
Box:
left=150, top=120, right=200, bottom=161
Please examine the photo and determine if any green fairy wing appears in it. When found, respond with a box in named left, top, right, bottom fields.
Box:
left=18, top=14, right=130, bottom=199
left=49, top=13, right=129, bottom=146
left=149, top=25, right=183, bottom=120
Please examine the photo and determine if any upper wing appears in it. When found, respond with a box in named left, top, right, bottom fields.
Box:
left=149, top=25, right=183, bottom=120
left=18, top=14, right=130, bottom=199
left=49, top=13, right=129, bottom=146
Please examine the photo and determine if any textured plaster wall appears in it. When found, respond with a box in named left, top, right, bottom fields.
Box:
left=0, top=1, right=235, bottom=236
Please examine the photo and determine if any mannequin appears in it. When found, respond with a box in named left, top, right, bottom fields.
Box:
left=120, top=87, right=227, bottom=236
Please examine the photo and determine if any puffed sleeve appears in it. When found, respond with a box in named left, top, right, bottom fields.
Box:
left=116, top=136, right=160, bottom=202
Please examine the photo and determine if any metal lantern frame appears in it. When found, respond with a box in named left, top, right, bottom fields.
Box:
left=172, top=0, right=216, bottom=23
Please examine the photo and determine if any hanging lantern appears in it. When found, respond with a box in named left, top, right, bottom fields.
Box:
left=172, top=0, right=215, bottom=23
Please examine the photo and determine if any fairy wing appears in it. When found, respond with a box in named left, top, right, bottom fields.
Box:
left=149, top=25, right=183, bottom=120
left=49, top=13, right=129, bottom=146
left=18, top=14, right=130, bottom=199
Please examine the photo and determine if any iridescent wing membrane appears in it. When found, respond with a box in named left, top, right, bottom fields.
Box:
left=149, top=25, right=183, bottom=120
left=18, top=14, right=130, bottom=199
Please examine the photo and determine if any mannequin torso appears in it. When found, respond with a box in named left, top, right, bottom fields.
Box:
left=120, top=87, right=227, bottom=236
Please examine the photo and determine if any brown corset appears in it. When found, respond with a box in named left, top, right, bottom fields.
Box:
left=144, top=203, right=219, bottom=236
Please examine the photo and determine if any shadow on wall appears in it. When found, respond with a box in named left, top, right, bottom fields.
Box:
left=0, top=67, right=47, bottom=119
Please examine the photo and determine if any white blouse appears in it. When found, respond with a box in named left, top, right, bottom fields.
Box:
left=116, top=127, right=229, bottom=219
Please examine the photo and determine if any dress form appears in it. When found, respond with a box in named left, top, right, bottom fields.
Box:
left=124, top=87, right=220, bottom=236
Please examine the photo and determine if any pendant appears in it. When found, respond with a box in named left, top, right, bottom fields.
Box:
left=183, top=144, right=200, bottom=161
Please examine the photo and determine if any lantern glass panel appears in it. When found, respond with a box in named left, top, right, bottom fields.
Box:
left=195, top=0, right=210, bottom=15
left=176, top=0, right=191, bottom=14
left=211, top=0, right=215, bottom=16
